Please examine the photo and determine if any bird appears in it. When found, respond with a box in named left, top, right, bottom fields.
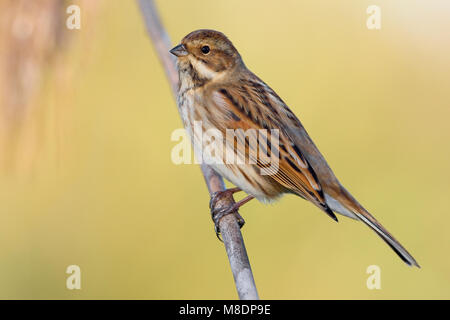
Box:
left=169, top=29, right=419, bottom=267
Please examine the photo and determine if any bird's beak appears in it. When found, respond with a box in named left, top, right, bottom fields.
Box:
left=169, top=44, right=188, bottom=57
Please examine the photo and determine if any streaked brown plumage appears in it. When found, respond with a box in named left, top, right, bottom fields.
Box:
left=170, top=29, right=419, bottom=267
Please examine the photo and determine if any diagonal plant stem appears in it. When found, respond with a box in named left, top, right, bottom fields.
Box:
left=136, top=0, right=259, bottom=300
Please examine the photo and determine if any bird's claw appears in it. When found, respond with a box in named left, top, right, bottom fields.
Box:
left=211, top=204, right=245, bottom=241
left=209, top=188, right=245, bottom=240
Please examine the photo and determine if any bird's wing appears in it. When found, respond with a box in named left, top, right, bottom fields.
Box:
left=208, top=83, right=337, bottom=221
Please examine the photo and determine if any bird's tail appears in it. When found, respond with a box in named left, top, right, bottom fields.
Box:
left=328, top=188, right=420, bottom=268
left=352, top=208, right=420, bottom=267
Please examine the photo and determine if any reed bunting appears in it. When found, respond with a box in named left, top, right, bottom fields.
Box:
left=170, top=29, right=419, bottom=267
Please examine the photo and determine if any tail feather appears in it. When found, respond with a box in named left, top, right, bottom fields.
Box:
left=353, top=210, right=420, bottom=267
left=327, top=188, right=420, bottom=268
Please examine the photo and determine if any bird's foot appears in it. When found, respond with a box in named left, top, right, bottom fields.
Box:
left=209, top=188, right=244, bottom=240
left=209, top=188, right=241, bottom=211
left=211, top=203, right=246, bottom=241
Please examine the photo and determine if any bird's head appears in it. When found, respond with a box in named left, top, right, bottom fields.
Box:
left=170, top=29, right=243, bottom=81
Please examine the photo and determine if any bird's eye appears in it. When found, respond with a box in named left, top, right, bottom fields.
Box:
left=201, top=46, right=210, bottom=54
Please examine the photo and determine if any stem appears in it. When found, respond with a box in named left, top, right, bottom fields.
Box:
left=136, top=0, right=259, bottom=300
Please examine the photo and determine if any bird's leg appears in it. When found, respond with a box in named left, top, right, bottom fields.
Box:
left=211, top=195, right=255, bottom=240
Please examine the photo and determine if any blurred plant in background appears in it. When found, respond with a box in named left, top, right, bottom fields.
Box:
left=0, top=0, right=102, bottom=175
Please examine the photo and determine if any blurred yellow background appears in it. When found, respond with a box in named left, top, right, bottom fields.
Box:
left=0, top=0, right=449, bottom=299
